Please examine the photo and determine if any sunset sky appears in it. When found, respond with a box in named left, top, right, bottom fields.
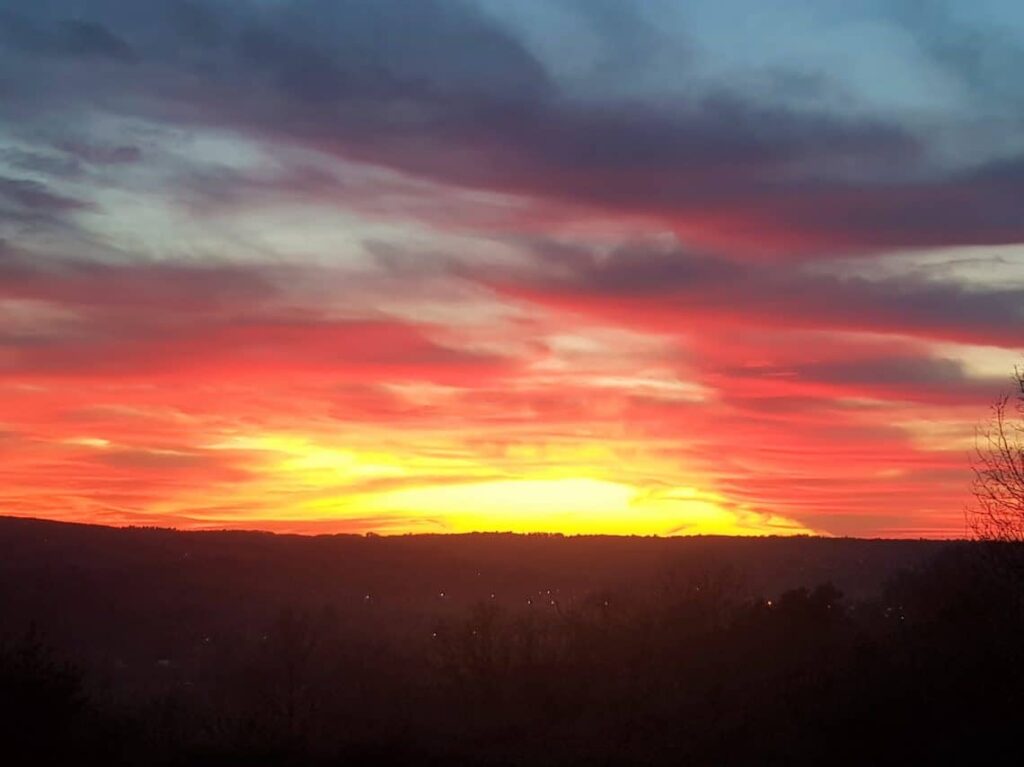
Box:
left=2, top=1, right=1023, bottom=537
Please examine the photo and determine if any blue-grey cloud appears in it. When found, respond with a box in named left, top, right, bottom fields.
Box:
left=0, top=12, right=137, bottom=62
left=1, top=0, right=1023, bottom=256
left=486, top=237, right=1024, bottom=347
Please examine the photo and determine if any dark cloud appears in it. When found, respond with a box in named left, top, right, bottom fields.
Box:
left=0, top=142, right=140, bottom=184
left=787, top=356, right=973, bottom=389
left=0, top=175, right=92, bottom=230
left=57, top=141, right=141, bottom=165
left=0, top=12, right=136, bottom=62
left=0, top=316, right=512, bottom=383
left=165, top=0, right=552, bottom=110
left=169, top=161, right=349, bottom=213
left=166, top=0, right=225, bottom=48
left=6, top=1, right=1022, bottom=254
left=1, top=149, right=83, bottom=178
left=0, top=176, right=87, bottom=214
left=0, top=250, right=517, bottom=383
left=0, top=249, right=277, bottom=311
left=486, top=238, right=1024, bottom=347
left=722, top=355, right=1002, bottom=405
left=56, top=20, right=137, bottom=62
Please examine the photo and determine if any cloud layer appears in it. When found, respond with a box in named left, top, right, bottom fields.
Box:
left=1, top=0, right=1022, bottom=536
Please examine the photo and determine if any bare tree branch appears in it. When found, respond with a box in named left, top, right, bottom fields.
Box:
left=967, top=365, right=1024, bottom=588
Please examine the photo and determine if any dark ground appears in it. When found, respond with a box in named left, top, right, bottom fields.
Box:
left=0, top=516, right=1020, bottom=766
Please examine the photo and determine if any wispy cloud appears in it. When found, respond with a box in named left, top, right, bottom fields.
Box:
left=0, top=0, right=1021, bottom=536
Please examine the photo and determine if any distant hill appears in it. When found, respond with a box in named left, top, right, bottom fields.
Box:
left=0, top=515, right=951, bottom=598
left=0, top=516, right=999, bottom=765
left=0, top=516, right=949, bottom=661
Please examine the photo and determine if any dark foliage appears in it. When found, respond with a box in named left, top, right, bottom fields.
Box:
left=0, top=518, right=1020, bottom=765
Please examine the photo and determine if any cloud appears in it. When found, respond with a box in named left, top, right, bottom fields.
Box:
left=1, top=0, right=1021, bottom=537
left=57, top=140, right=141, bottom=166
left=0, top=319, right=495, bottom=380
left=0, top=175, right=91, bottom=225
left=0, top=248, right=275, bottom=310
left=4, top=1, right=1023, bottom=255
left=0, top=249, right=516, bottom=383
left=0, top=13, right=136, bottom=62
left=486, top=238, right=1024, bottom=347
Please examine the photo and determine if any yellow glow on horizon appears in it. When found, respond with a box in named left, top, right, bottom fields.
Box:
left=349, top=476, right=814, bottom=536
left=197, top=432, right=817, bottom=537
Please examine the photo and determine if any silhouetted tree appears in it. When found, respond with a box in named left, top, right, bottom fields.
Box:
left=0, top=625, right=85, bottom=760
left=969, top=366, right=1024, bottom=590
left=970, top=366, right=1024, bottom=539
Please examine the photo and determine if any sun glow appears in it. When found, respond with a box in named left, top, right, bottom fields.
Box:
left=200, top=433, right=815, bottom=536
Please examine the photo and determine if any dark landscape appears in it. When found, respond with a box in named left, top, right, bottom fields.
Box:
left=3, top=516, right=1023, bottom=765
left=4, top=0, right=1024, bottom=764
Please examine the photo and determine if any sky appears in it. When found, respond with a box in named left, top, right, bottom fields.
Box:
left=1, top=0, right=1023, bottom=538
